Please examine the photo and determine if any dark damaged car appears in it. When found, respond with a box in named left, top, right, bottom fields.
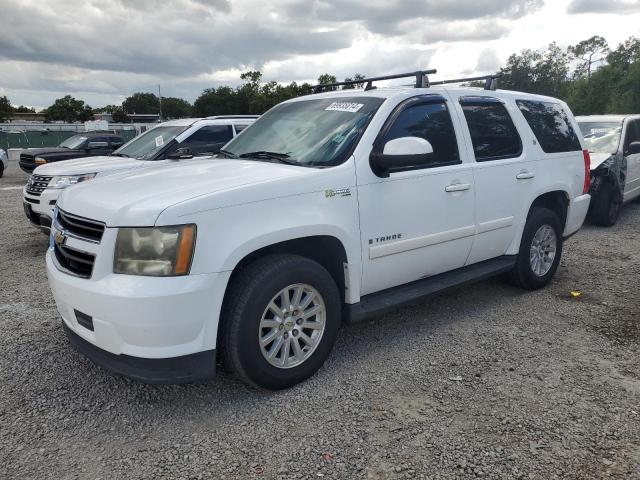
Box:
left=19, top=133, right=124, bottom=173
left=577, top=115, right=640, bottom=226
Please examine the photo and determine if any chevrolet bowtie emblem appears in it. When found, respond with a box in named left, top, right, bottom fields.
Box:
left=54, top=230, right=66, bottom=247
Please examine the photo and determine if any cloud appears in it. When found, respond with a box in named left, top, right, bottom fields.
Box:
left=567, top=0, right=640, bottom=14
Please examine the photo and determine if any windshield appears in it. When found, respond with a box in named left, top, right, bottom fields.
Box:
left=222, top=97, right=385, bottom=167
left=59, top=135, right=88, bottom=149
left=113, top=125, right=189, bottom=159
left=578, top=121, right=622, bottom=154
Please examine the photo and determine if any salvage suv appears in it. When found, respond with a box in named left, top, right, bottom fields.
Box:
left=577, top=115, right=640, bottom=226
left=46, top=71, right=591, bottom=390
left=24, top=116, right=257, bottom=232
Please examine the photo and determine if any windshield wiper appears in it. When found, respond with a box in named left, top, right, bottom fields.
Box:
left=218, top=149, right=238, bottom=158
left=238, top=151, right=300, bottom=166
left=111, top=153, right=130, bottom=158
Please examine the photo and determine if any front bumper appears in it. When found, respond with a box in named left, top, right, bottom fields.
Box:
left=46, top=246, right=230, bottom=383
left=563, top=193, right=591, bottom=238
left=63, top=322, right=215, bottom=383
left=23, top=187, right=60, bottom=232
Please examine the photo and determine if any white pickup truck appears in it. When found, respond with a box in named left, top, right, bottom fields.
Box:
left=23, top=116, right=257, bottom=232
left=46, top=71, right=591, bottom=389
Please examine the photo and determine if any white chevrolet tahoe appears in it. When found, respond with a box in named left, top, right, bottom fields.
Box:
left=23, top=116, right=257, bottom=232
left=46, top=71, right=591, bottom=390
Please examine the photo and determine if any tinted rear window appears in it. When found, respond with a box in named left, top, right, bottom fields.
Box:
left=516, top=100, right=581, bottom=153
left=460, top=99, right=522, bottom=161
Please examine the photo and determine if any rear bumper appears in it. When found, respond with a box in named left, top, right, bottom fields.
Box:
left=63, top=322, right=216, bottom=383
left=564, top=193, right=591, bottom=238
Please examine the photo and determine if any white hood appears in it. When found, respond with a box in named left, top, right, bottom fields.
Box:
left=57, top=158, right=335, bottom=227
left=33, top=156, right=147, bottom=176
left=589, top=152, right=614, bottom=171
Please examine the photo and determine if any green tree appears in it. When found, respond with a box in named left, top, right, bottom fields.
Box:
left=161, top=97, right=192, bottom=119
left=99, top=104, right=127, bottom=123
left=43, top=95, right=93, bottom=122
left=13, top=105, right=35, bottom=113
left=569, top=35, right=609, bottom=82
left=0, top=96, right=12, bottom=122
left=122, top=92, right=160, bottom=114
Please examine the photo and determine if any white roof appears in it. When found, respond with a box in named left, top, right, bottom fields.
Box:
left=576, top=115, right=639, bottom=123
left=156, top=116, right=257, bottom=128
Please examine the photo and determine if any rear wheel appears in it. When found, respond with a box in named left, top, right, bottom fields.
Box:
left=591, top=182, right=622, bottom=226
left=507, top=207, right=563, bottom=290
left=221, top=254, right=341, bottom=390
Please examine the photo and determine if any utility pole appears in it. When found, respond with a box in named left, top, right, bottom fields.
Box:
left=158, top=84, right=163, bottom=121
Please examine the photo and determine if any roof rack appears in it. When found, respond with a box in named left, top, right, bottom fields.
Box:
left=311, top=71, right=501, bottom=93
left=312, top=69, right=437, bottom=93
left=430, top=74, right=501, bottom=91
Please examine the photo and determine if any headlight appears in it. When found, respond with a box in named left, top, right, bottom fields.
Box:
left=114, top=225, right=196, bottom=277
left=48, top=173, right=97, bottom=189
left=35, top=157, right=47, bottom=165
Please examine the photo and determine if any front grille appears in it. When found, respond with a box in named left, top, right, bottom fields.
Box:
left=56, top=209, right=105, bottom=243
left=26, top=174, right=53, bottom=196
left=54, top=243, right=95, bottom=278
left=20, top=153, right=35, bottom=163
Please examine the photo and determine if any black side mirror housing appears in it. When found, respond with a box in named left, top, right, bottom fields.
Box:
left=369, top=137, right=434, bottom=177
left=166, top=147, right=194, bottom=160
left=627, top=141, right=640, bottom=155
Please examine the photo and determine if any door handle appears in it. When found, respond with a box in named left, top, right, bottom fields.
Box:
left=516, top=171, right=535, bottom=180
left=445, top=183, right=471, bottom=192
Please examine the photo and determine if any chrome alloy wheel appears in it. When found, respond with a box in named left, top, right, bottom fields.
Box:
left=258, top=283, right=326, bottom=369
left=529, top=224, right=557, bottom=277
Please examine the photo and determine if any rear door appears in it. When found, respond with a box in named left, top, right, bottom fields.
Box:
left=451, top=94, right=533, bottom=264
left=356, top=94, right=476, bottom=295
left=622, top=119, right=640, bottom=201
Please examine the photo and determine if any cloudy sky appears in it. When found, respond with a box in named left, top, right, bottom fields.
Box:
left=0, top=0, right=639, bottom=110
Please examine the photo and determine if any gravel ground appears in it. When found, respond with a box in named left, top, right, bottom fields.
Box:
left=1, top=160, right=639, bottom=480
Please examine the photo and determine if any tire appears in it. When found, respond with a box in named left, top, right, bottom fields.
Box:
left=507, top=207, right=563, bottom=290
left=221, top=254, right=341, bottom=390
left=590, top=182, right=622, bottom=227
left=0, top=163, right=4, bottom=178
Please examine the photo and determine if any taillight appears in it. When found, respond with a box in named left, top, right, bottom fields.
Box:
left=582, top=149, right=591, bottom=195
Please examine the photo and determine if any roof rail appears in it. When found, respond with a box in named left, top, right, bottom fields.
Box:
left=312, top=69, right=437, bottom=93
left=311, top=71, right=501, bottom=93
left=429, top=74, right=501, bottom=91
left=204, top=115, right=261, bottom=120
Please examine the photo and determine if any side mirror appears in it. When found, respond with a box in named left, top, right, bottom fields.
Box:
left=370, top=137, right=434, bottom=177
left=627, top=141, right=640, bottom=155
left=86, top=141, right=109, bottom=150
left=166, top=147, right=194, bottom=160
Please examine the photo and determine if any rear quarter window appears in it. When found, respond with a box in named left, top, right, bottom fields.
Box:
left=516, top=100, right=581, bottom=153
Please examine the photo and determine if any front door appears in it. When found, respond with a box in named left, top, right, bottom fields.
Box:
left=356, top=95, right=476, bottom=296
left=623, top=119, right=640, bottom=202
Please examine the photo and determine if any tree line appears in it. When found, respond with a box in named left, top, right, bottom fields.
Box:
left=0, top=35, right=637, bottom=123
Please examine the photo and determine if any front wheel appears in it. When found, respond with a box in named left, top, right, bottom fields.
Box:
left=507, top=207, right=563, bottom=290
left=221, top=254, right=341, bottom=390
left=591, top=183, right=622, bottom=227
left=0, top=163, right=4, bottom=178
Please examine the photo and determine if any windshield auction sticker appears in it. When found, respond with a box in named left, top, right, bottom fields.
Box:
left=325, top=102, right=364, bottom=113
left=155, top=135, right=164, bottom=147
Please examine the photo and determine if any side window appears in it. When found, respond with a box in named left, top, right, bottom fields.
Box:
left=234, top=124, right=249, bottom=134
left=87, top=137, right=110, bottom=148
left=181, top=125, right=234, bottom=155
left=624, top=120, right=640, bottom=150
left=110, top=137, right=124, bottom=148
left=516, top=100, right=582, bottom=153
left=382, top=100, right=460, bottom=167
left=460, top=98, right=522, bottom=161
